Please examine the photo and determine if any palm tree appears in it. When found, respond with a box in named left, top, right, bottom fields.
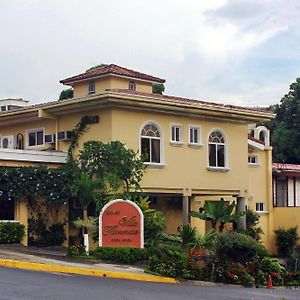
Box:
left=191, top=198, right=243, bottom=232
left=72, top=172, right=101, bottom=252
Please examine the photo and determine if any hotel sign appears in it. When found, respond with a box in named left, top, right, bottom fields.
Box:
left=99, top=199, right=144, bottom=248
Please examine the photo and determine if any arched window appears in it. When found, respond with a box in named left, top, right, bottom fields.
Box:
left=129, top=81, right=136, bottom=91
left=259, top=130, right=266, bottom=144
left=140, top=123, right=161, bottom=163
left=208, top=130, right=226, bottom=168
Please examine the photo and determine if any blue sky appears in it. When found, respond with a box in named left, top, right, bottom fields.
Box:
left=1, top=0, right=300, bottom=107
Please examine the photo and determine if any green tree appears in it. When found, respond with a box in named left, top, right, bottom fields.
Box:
left=85, top=64, right=107, bottom=72
left=191, top=198, right=243, bottom=232
left=138, top=198, right=166, bottom=247
left=275, top=227, right=299, bottom=257
left=268, top=78, right=300, bottom=163
left=243, top=210, right=263, bottom=241
left=78, top=140, right=145, bottom=203
left=59, top=88, right=73, bottom=100
left=152, top=84, right=165, bottom=94
left=72, top=172, right=101, bottom=234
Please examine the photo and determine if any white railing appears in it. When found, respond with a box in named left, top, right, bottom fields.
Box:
left=0, top=148, right=67, bottom=164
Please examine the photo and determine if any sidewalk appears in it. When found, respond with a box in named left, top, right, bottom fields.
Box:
left=0, top=245, right=177, bottom=284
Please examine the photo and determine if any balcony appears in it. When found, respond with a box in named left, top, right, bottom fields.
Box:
left=0, top=148, right=67, bottom=164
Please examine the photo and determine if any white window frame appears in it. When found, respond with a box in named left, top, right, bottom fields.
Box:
left=188, top=125, right=202, bottom=147
left=207, top=128, right=229, bottom=171
left=255, top=202, right=268, bottom=213
left=88, top=81, right=95, bottom=95
left=129, top=80, right=136, bottom=91
left=248, top=155, right=259, bottom=165
left=170, top=124, right=183, bottom=145
left=139, top=121, right=165, bottom=167
left=25, top=128, right=45, bottom=149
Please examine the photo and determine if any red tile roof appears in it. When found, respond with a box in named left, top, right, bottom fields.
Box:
left=273, top=163, right=300, bottom=173
left=60, top=64, right=165, bottom=85
left=110, top=88, right=272, bottom=114
left=248, top=134, right=265, bottom=145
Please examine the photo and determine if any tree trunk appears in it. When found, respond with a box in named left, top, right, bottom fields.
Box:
left=219, top=222, right=225, bottom=232
left=211, top=221, right=217, bottom=230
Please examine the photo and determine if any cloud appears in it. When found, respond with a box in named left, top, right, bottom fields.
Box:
left=0, top=0, right=299, bottom=107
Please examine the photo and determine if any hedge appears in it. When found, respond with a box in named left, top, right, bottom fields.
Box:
left=0, top=222, right=25, bottom=244
left=93, top=246, right=148, bottom=264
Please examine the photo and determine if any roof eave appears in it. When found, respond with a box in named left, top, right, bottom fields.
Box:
left=60, top=73, right=165, bottom=86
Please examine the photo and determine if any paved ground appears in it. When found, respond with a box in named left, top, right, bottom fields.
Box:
left=0, top=266, right=299, bottom=300
left=0, top=245, right=146, bottom=275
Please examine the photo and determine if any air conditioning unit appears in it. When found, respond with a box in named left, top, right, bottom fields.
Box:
left=45, top=134, right=55, bottom=144
left=57, top=131, right=72, bottom=141
left=1, top=135, right=17, bottom=149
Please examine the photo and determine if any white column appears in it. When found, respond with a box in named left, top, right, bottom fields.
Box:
left=182, top=195, right=189, bottom=225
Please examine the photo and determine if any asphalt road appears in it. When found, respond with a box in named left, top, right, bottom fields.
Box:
left=0, top=266, right=299, bottom=300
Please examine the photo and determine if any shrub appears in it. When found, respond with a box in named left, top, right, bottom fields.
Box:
left=275, top=227, right=299, bottom=257
left=286, top=245, right=300, bottom=272
left=138, top=198, right=166, bottom=247
left=282, top=272, right=300, bottom=286
left=238, top=210, right=263, bottom=241
left=147, top=248, right=202, bottom=279
left=68, top=245, right=87, bottom=257
left=255, top=270, right=267, bottom=286
left=0, top=222, right=25, bottom=244
left=93, top=247, right=148, bottom=264
left=216, top=232, right=267, bottom=264
left=261, top=257, right=282, bottom=274
left=241, top=273, right=255, bottom=287
left=28, top=218, right=65, bottom=247
left=215, top=262, right=255, bottom=287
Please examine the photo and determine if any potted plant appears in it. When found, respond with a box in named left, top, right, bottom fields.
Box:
left=191, top=229, right=216, bottom=266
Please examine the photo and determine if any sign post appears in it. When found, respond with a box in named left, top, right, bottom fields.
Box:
left=99, top=199, right=144, bottom=248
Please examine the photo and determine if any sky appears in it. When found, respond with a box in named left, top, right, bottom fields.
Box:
left=1, top=0, right=300, bottom=107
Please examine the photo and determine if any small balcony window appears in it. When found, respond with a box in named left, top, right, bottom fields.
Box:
left=129, top=81, right=136, bottom=91
left=88, top=81, right=95, bottom=95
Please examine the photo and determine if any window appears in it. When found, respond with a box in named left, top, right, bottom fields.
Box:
left=208, top=130, right=225, bottom=168
left=129, top=81, right=136, bottom=91
left=189, top=126, right=201, bottom=145
left=256, top=202, right=265, bottom=212
left=88, top=81, right=95, bottom=94
left=1, top=106, right=6, bottom=111
left=171, top=125, right=182, bottom=143
left=275, top=177, right=287, bottom=207
left=27, top=129, right=44, bottom=147
left=248, top=155, right=258, bottom=164
left=140, top=123, right=161, bottom=164
left=0, top=198, right=14, bottom=220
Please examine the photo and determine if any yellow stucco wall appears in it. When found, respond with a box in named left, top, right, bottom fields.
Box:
left=15, top=201, right=28, bottom=246
left=110, top=109, right=249, bottom=195
left=272, top=207, right=300, bottom=253
left=0, top=119, right=55, bottom=151
left=247, top=147, right=274, bottom=250
left=0, top=99, right=276, bottom=250
left=150, top=196, right=182, bottom=234
left=56, top=109, right=112, bottom=153
left=73, top=76, right=152, bottom=98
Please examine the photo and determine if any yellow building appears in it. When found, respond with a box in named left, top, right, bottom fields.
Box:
left=0, top=64, right=284, bottom=252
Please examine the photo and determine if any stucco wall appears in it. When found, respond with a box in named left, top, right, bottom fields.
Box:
left=111, top=108, right=249, bottom=194
left=73, top=76, right=152, bottom=98
left=272, top=207, right=300, bottom=252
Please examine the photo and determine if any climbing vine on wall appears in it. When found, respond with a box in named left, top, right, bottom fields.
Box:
left=67, top=115, right=97, bottom=162
left=0, top=166, right=74, bottom=205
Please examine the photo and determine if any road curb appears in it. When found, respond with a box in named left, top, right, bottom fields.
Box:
left=0, top=259, right=178, bottom=284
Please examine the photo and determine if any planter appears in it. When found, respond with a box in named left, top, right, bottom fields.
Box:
left=191, top=248, right=207, bottom=267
